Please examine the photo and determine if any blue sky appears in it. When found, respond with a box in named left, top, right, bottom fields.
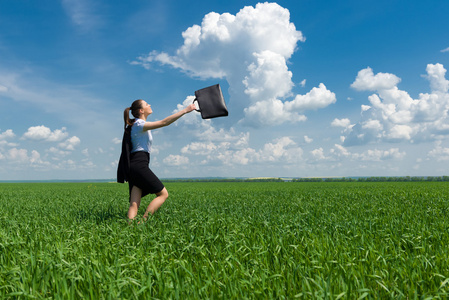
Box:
left=1, top=0, right=449, bottom=180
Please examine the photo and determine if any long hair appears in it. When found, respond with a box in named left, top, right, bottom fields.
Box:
left=123, top=99, right=144, bottom=129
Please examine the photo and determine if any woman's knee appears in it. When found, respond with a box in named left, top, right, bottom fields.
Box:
left=157, top=187, right=169, bottom=199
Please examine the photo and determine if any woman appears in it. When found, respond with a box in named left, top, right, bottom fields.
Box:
left=121, top=99, right=196, bottom=222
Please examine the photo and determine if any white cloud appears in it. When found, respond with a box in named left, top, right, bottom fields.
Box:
left=170, top=94, right=305, bottom=167
left=331, top=118, right=351, bottom=128
left=387, top=124, right=413, bottom=140
left=423, top=63, right=449, bottom=93
left=362, top=119, right=383, bottom=131
left=172, top=96, right=254, bottom=142
left=344, top=64, right=449, bottom=146
left=0, top=85, right=7, bottom=92
left=358, top=148, right=406, bottom=161
left=331, top=144, right=351, bottom=158
left=23, top=126, right=68, bottom=142
left=0, top=129, right=15, bottom=140
left=181, top=142, right=217, bottom=155
left=284, top=83, right=336, bottom=111
left=304, top=135, right=313, bottom=143
left=242, top=98, right=307, bottom=127
left=217, top=148, right=257, bottom=165
left=29, top=150, right=42, bottom=164
left=178, top=134, right=303, bottom=167
left=47, top=146, right=71, bottom=157
left=242, top=83, right=335, bottom=126
left=6, top=148, right=28, bottom=162
left=243, top=50, right=294, bottom=100
left=259, top=137, right=301, bottom=163
left=350, top=67, right=401, bottom=91
left=59, top=136, right=81, bottom=151
left=361, top=105, right=371, bottom=112
left=133, top=3, right=336, bottom=127
left=441, top=47, right=449, bottom=53
left=329, top=144, right=406, bottom=162
left=163, top=154, right=189, bottom=166
left=428, top=142, right=449, bottom=161
left=1, top=148, right=47, bottom=166
left=134, top=3, right=304, bottom=76
left=310, top=147, right=327, bottom=160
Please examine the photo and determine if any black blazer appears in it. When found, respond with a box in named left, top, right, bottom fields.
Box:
left=117, top=126, right=132, bottom=183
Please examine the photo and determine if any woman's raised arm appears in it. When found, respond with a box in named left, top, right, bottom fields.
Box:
left=142, top=104, right=196, bottom=131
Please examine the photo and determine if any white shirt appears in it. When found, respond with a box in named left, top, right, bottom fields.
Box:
left=131, top=119, right=153, bottom=153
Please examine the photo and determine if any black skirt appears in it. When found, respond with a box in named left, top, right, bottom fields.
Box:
left=129, top=151, right=165, bottom=199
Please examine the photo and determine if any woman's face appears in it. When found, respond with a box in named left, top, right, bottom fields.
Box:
left=141, top=101, right=152, bottom=116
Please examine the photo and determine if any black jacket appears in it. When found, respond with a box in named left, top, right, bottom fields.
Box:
left=117, top=126, right=132, bottom=183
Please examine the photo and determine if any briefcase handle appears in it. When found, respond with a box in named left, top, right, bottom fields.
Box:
left=192, top=98, right=201, bottom=112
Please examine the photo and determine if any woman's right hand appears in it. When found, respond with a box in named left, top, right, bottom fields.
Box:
left=185, top=103, right=197, bottom=113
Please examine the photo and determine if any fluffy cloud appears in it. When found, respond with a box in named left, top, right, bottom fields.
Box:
left=112, top=137, right=121, bottom=145
left=59, top=136, right=81, bottom=151
left=134, top=3, right=336, bottom=127
left=176, top=135, right=302, bottom=166
left=344, top=64, right=449, bottom=146
left=331, top=118, right=351, bottom=128
left=23, top=126, right=68, bottom=142
left=171, top=96, right=252, bottom=143
left=181, top=142, right=218, bottom=155
left=21, top=126, right=80, bottom=151
left=304, top=135, right=313, bottom=143
left=243, top=51, right=294, bottom=100
left=47, top=146, right=71, bottom=157
left=350, top=67, right=401, bottom=91
left=242, top=98, right=307, bottom=127
left=169, top=95, right=304, bottom=167
left=284, top=83, right=336, bottom=111
left=424, top=63, right=449, bottom=93
left=330, top=144, right=406, bottom=162
left=358, top=148, right=406, bottom=161
left=259, top=137, right=301, bottom=162
left=310, top=148, right=327, bottom=161
left=0, top=148, right=47, bottom=166
left=0, top=125, right=84, bottom=172
left=163, top=154, right=189, bottom=166
left=0, top=129, right=15, bottom=140
left=427, top=142, right=449, bottom=161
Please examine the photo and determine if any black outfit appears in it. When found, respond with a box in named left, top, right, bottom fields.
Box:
left=117, top=125, right=164, bottom=200
left=117, top=126, right=131, bottom=184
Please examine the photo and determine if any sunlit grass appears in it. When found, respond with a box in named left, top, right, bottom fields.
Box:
left=1, top=182, right=448, bottom=298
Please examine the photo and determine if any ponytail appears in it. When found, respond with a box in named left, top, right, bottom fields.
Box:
left=123, top=107, right=133, bottom=129
left=123, top=99, right=145, bottom=129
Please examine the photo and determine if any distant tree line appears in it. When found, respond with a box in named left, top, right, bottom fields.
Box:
left=162, top=178, right=284, bottom=183
left=161, top=176, right=449, bottom=183
left=292, top=176, right=449, bottom=182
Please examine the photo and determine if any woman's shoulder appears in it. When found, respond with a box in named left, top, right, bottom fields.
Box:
left=131, top=119, right=147, bottom=135
left=132, top=119, right=145, bottom=129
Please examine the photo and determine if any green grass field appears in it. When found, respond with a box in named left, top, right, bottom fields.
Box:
left=1, top=182, right=448, bottom=299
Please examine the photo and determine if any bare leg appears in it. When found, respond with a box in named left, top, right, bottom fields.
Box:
left=128, top=185, right=142, bottom=221
left=143, top=187, right=169, bottom=220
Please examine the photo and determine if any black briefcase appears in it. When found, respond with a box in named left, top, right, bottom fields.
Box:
left=193, top=84, right=228, bottom=119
